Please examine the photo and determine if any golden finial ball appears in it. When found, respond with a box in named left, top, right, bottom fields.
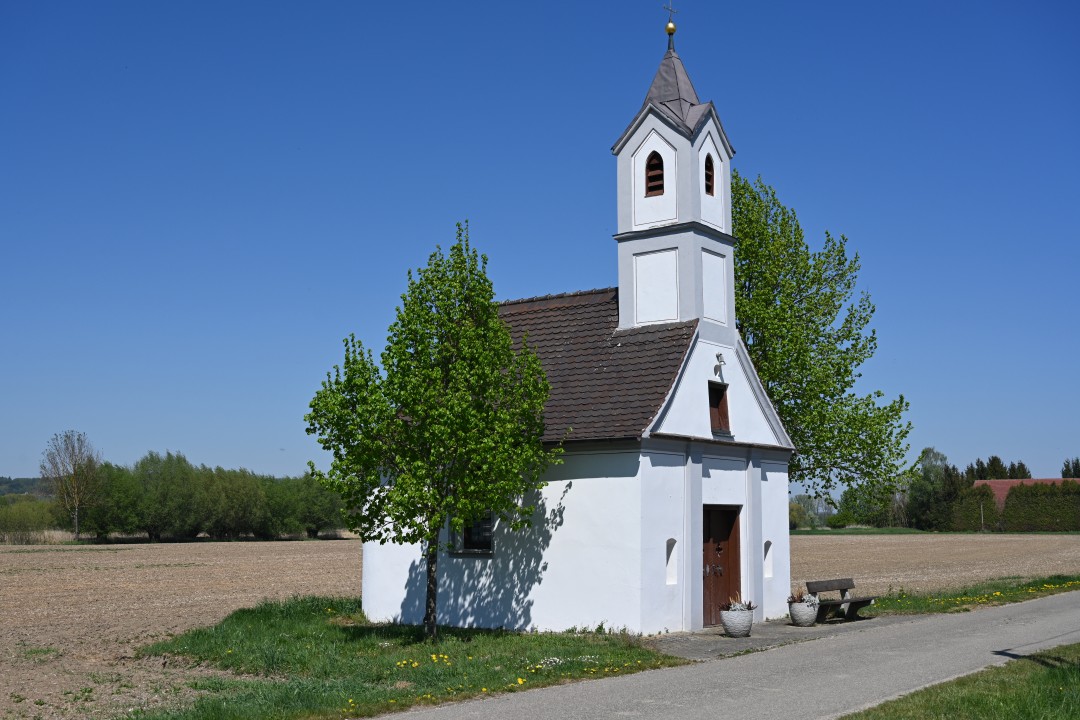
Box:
left=666, top=20, right=677, bottom=35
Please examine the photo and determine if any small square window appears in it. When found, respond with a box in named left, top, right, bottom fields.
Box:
left=709, top=383, right=731, bottom=435
left=452, top=511, right=494, bottom=555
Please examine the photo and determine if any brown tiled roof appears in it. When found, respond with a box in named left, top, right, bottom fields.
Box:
left=499, top=288, right=697, bottom=443
left=973, top=478, right=1071, bottom=510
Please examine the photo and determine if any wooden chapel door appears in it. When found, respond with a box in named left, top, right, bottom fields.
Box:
left=702, top=505, right=741, bottom=627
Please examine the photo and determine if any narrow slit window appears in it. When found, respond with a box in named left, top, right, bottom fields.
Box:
left=645, top=151, right=664, bottom=196
left=705, top=154, right=715, bottom=196
left=709, top=382, right=730, bottom=434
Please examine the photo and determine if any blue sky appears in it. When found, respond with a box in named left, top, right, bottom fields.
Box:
left=2, top=1, right=1077, bottom=480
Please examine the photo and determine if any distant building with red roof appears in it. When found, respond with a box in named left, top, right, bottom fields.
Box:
left=973, top=479, right=1075, bottom=510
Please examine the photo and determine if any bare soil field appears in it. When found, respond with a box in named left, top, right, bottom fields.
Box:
left=0, top=541, right=362, bottom=720
left=790, top=533, right=1080, bottom=596
left=1, top=534, right=1079, bottom=720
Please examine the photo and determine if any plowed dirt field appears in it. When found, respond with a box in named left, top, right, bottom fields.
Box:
left=1, top=534, right=1078, bottom=719
left=0, top=541, right=361, bottom=720
left=790, top=533, right=1080, bottom=596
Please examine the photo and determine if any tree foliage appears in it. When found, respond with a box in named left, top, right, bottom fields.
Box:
left=0, top=494, right=57, bottom=543
left=1001, top=481, right=1080, bottom=532
left=951, top=485, right=999, bottom=532
left=306, top=223, right=561, bottom=639
left=1063, top=457, right=1080, bottom=479
left=10, top=446, right=342, bottom=543
left=39, top=430, right=102, bottom=539
left=731, top=171, right=911, bottom=498
left=906, top=447, right=971, bottom=530
left=836, top=476, right=909, bottom=528
left=791, top=493, right=825, bottom=529
left=962, top=455, right=1031, bottom=481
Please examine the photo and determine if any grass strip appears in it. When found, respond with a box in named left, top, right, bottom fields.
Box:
left=134, top=596, right=685, bottom=719
left=865, top=574, right=1080, bottom=615
left=840, top=641, right=1080, bottom=719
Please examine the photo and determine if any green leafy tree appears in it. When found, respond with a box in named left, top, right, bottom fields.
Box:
left=39, top=430, right=102, bottom=539
left=907, top=447, right=971, bottom=530
left=81, top=462, right=141, bottom=540
left=306, top=224, right=561, bottom=640
left=836, top=475, right=908, bottom=528
left=293, top=474, right=344, bottom=538
left=0, top=494, right=56, bottom=544
left=731, top=172, right=911, bottom=499
left=791, top=493, right=823, bottom=529
left=133, top=451, right=206, bottom=540
left=1063, top=457, right=1080, bottom=478
left=788, top=501, right=810, bottom=530
left=203, top=467, right=269, bottom=540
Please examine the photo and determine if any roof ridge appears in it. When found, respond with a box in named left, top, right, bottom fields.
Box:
left=500, top=287, right=616, bottom=309
left=610, top=318, right=697, bottom=337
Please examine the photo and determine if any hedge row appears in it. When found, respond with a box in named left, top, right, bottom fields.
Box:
left=951, top=485, right=1000, bottom=531
left=1001, top=480, right=1080, bottom=532
left=1, top=451, right=344, bottom=543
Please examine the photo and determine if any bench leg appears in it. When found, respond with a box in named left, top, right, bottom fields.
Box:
left=844, top=600, right=872, bottom=620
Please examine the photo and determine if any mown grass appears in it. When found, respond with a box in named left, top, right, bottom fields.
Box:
left=135, top=596, right=685, bottom=720
left=841, top=641, right=1080, bottom=719
left=865, top=574, right=1080, bottom=615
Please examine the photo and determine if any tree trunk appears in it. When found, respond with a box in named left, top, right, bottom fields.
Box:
left=73, top=507, right=79, bottom=540
left=424, top=535, right=439, bottom=641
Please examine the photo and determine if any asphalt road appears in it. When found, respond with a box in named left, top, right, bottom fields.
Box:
left=391, top=591, right=1080, bottom=719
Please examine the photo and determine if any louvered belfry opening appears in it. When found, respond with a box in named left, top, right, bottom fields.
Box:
left=705, top=154, right=715, bottom=196
left=645, top=151, right=664, bottom=196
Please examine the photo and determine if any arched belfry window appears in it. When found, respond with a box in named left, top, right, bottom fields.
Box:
left=645, top=151, right=664, bottom=197
left=705, top=154, right=715, bottom=196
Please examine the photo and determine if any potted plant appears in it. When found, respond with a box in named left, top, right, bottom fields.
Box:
left=787, top=589, right=819, bottom=627
left=718, top=595, right=757, bottom=637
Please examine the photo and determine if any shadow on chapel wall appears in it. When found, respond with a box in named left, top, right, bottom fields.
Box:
left=398, top=483, right=569, bottom=630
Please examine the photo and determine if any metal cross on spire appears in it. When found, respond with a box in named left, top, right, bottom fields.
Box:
left=663, top=3, right=678, bottom=49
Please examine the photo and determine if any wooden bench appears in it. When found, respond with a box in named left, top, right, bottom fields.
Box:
left=806, top=578, right=878, bottom=622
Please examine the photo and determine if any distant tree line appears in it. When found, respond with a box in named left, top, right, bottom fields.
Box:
left=0, top=477, right=47, bottom=495
left=2, top=446, right=343, bottom=544
left=791, top=449, right=1080, bottom=532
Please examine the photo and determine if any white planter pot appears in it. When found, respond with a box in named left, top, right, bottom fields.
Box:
left=789, top=602, right=817, bottom=627
left=719, top=609, right=753, bottom=638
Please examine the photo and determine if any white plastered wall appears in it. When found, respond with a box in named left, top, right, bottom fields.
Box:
left=701, top=248, right=728, bottom=325
left=632, top=130, right=678, bottom=229
left=360, top=450, right=655, bottom=633
left=638, top=450, right=686, bottom=633
left=697, top=132, right=728, bottom=232
left=654, top=339, right=780, bottom=446
left=760, top=462, right=792, bottom=619
left=634, top=248, right=679, bottom=324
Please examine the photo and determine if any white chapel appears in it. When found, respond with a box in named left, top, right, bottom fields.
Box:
left=361, top=21, right=795, bottom=632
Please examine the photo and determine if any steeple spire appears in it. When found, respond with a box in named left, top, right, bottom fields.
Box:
left=664, top=3, right=677, bottom=50
left=643, top=40, right=707, bottom=135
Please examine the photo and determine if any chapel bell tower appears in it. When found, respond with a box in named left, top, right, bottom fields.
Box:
left=612, top=18, right=738, bottom=338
